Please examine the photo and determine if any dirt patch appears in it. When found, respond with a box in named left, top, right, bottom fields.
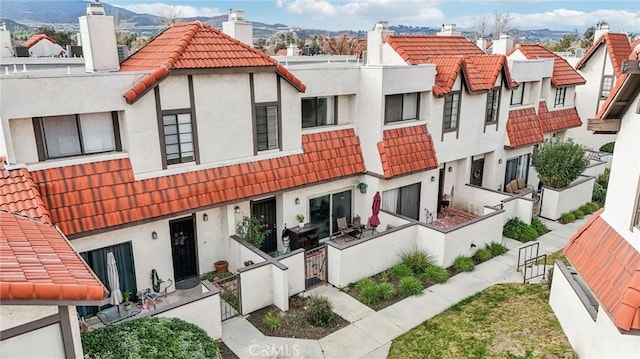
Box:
left=246, top=296, right=349, bottom=339
left=217, top=341, right=239, bottom=359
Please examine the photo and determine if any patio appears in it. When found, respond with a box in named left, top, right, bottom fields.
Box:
left=431, top=207, right=478, bottom=230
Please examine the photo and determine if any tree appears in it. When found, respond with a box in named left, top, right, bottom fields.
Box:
left=549, top=33, right=578, bottom=53
left=580, top=26, right=595, bottom=49
left=532, top=140, right=588, bottom=188
left=472, top=16, right=488, bottom=41
left=492, top=12, right=513, bottom=39
left=33, top=26, right=74, bottom=46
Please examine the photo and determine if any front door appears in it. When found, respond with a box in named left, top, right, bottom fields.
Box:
left=170, top=216, right=198, bottom=282
left=252, top=197, right=277, bottom=253
left=470, top=158, right=484, bottom=186
left=437, top=167, right=445, bottom=213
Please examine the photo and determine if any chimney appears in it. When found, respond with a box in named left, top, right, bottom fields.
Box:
left=594, top=21, right=610, bottom=41
left=0, top=23, right=13, bottom=58
left=78, top=0, right=119, bottom=72
left=286, top=43, right=299, bottom=56
left=222, top=9, right=253, bottom=46
left=437, top=23, right=460, bottom=36
left=476, top=38, right=487, bottom=53
left=492, top=33, right=513, bottom=55
left=367, top=21, right=394, bottom=65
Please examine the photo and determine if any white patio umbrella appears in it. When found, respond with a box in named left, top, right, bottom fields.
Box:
left=107, top=252, right=123, bottom=312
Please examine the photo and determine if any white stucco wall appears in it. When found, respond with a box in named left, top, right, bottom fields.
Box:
left=540, top=177, right=595, bottom=220
left=239, top=263, right=274, bottom=314
left=278, top=251, right=306, bottom=296
left=29, top=40, right=65, bottom=58
left=155, top=290, right=222, bottom=339
left=439, top=209, right=504, bottom=267
left=0, top=323, right=65, bottom=359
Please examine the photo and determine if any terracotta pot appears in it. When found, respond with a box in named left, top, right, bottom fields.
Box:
left=214, top=260, right=228, bottom=274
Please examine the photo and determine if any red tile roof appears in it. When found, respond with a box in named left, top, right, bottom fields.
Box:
left=377, top=125, right=439, bottom=178
left=537, top=101, right=582, bottom=133
left=120, top=22, right=305, bottom=104
left=385, top=35, right=484, bottom=61
left=0, top=211, right=106, bottom=302
left=510, top=44, right=586, bottom=87
left=564, top=209, right=640, bottom=331
left=22, top=34, right=58, bottom=48
left=0, top=163, right=51, bottom=224
left=506, top=107, right=545, bottom=148
left=30, top=130, right=365, bottom=236
left=576, top=33, right=631, bottom=77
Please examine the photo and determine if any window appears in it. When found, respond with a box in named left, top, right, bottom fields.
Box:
left=485, top=88, right=501, bottom=124
left=256, top=104, right=279, bottom=151
left=600, top=76, right=613, bottom=99
left=504, top=154, right=530, bottom=189
left=36, top=112, right=118, bottom=160
left=163, top=113, right=194, bottom=165
left=443, top=92, right=460, bottom=131
left=302, top=96, right=336, bottom=128
left=382, top=183, right=421, bottom=220
left=309, top=190, right=352, bottom=238
left=510, top=83, right=525, bottom=106
left=385, top=93, right=419, bottom=124
left=554, top=87, right=567, bottom=107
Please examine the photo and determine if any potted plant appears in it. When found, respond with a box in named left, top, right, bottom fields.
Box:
left=296, top=214, right=305, bottom=228
left=353, top=214, right=361, bottom=226
left=236, top=215, right=271, bottom=248
left=122, top=291, right=132, bottom=310
left=214, top=260, right=228, bottom=274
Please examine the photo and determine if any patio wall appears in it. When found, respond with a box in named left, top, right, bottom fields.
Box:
left=238, top=262, right=274, bottom=314
left=540, top=176, right=595, bottom=220
left=326, top=223, right=416, bottom=288
left=583, top=158, right=607, bottom=178
left=227, top=235, right=267, bottom=273
left=277, top=249, right=306, bottom=296
left=465, top=184, right=533, bottom=224
left=415, top=225, right=446, bottom=266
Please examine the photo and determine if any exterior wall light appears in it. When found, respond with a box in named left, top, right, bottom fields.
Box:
left=151, top=231, right=158, bottom=240
left=431, top=176, right=436, bottom=182
left=295, top=197, right=300, bottom=205
left=448, top=167, right=453, bottom=172
left=234, top=206, right=241, bottom=214
left=357, top=182, right=368, bottom=193
left=203, top=213, right=208, bottom=221
left=498, top=159, right=503, bottom=164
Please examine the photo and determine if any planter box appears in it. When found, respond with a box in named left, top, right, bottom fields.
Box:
left=540, top=176, right=595, bottom=220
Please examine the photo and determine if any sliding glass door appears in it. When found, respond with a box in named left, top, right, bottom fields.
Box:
left=382, top=183, right=421, bottom=220
left=309, top=190, right=352, bottom=239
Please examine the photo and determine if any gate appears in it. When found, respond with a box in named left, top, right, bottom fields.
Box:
left=517, top=242, right=547, bottom=283
left=305, top=245, right=327, bottom=288
left=211, top=273, right=241, bottom=321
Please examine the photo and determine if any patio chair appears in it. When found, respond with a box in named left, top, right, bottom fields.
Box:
left=333, top=217, right=356, bottom=240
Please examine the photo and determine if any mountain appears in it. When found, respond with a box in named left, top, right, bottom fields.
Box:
left=0, top=1, right=145, bottom=25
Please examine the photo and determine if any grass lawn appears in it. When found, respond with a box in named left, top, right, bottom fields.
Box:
left=389, top=283, right=575, bottom=359
left=536, top=249, right=571, bottom=266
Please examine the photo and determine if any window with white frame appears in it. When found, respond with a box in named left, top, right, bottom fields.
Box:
left=485, top=88, right=501, bottom=124
left=382, top=183, right=421, bottom=220
left=163, top=113, right=195, bottom=165
left=443, top=92, right=460, bottom=131
left=510, top=83, right=525, bottom=106
left=256, top=104, right=279, bottom=151
left=384, top=93, right=419, bottom=124
left=36, top=112, right=118, bottom=159
left=554, top=87, right=567, bottom=107
left=600, top=76, right=613, bottom=99
left=302, top=96, right=336, bottom=128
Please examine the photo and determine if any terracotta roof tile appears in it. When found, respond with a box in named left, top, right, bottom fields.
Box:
left=385, top=35, right=484, bottom=62
left=120, top=22, right=305, bottom=104
left=537, top=101, right=582, bottom=133
left=0, top=211, right=106, bottom=302
left=506, top=107, right=545, bottom=148
left=564, top=209, right=640, bottom=331
left=22, top=34, right=58, bottom=48
left=0, top=164, right=51, bottom=223
left=512, top=44, right=586, bottom=87
left=30, top=129, right=365, bottom=236
left=576, top=33, right=632, bottom=77
left=377, top=125, right=439, bottom=178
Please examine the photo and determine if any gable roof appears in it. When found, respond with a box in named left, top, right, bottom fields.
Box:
left=120, top=22, right=305, bottom=104
left=0, top=162, right=51, bottom=223
left=385, top=36, right=515, bottom=96
left=510, top=44, right=586, bottom=87
left=0, top=211, right=106, bottom=302
left=537, top=101, right=582, bottom=133
left=564, top=210, right=640, bottom=331
left=22, top=34, right=58, bottom=48
left=506, top=107, right=545, bottom=148
left=377, top=125, right=439, bottom=178
left=575, top=33, right=631, bottom=77
left=30, top=129, right=365, bottom=236
left=596, top=55, right=640, bottom=122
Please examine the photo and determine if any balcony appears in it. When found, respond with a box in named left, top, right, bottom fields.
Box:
left=587, top=118, right=620, bottom=134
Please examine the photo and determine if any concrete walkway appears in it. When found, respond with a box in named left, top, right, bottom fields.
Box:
left=221, top=216, right=587, bottom=359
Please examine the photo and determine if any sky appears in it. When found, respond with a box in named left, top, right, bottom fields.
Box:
left=106, top=0, right=640, bottom=32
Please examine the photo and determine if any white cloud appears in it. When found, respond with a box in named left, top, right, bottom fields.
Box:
left=118, top=3, right=222, bottom=18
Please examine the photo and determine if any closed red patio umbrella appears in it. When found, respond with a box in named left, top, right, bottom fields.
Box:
left=370, top=191, right=381, bottom=228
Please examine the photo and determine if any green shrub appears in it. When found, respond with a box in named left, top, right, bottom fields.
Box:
left=454, top=256, right=475, bottom=272
left=560, top=212, right=576, bottom=223
left=305, top=295, right=335, bottom=327
left=532, top=140, right=588, bottom=188
left=400, top=249, right=435, bottom=273
left=599, top=141, right=615, bottom=153
left=389, top=263, right=414, bottom=279
left=588, top=202, right=600, bottom=212
left=475, top=248, right=492, bottom=262
left=360, top=282, right=396, bottom=306
left=422, top=266, right=449, bottom=283
left=573, top=210, right=585, bottom=219
left=486, top=242, right=508, bottom=256
left=503, top=217, right=538, bottom=242
left=530, top=217, right=549, bottom=236
left=398, top=276, right=424, bottom=296
left=357, top=278, right=375, bottom=290
left=82, top=317, right=220, bottom=359
left=579, top=204, right=593, bottom=214
left=593, top=168, right=610, bottom=205
left=264, top=311, right=280, bottom=331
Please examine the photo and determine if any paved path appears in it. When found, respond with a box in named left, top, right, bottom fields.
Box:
left=221, top=217, right=587, bottom=359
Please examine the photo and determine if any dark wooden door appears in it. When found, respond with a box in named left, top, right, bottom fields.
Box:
left=170, top=216, right=198, bottom=282
left=437, top=167, right=445, bottom=213
left=252, top=197, right=277, bottom=253
left=470, top=158, right=485, bottom=186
